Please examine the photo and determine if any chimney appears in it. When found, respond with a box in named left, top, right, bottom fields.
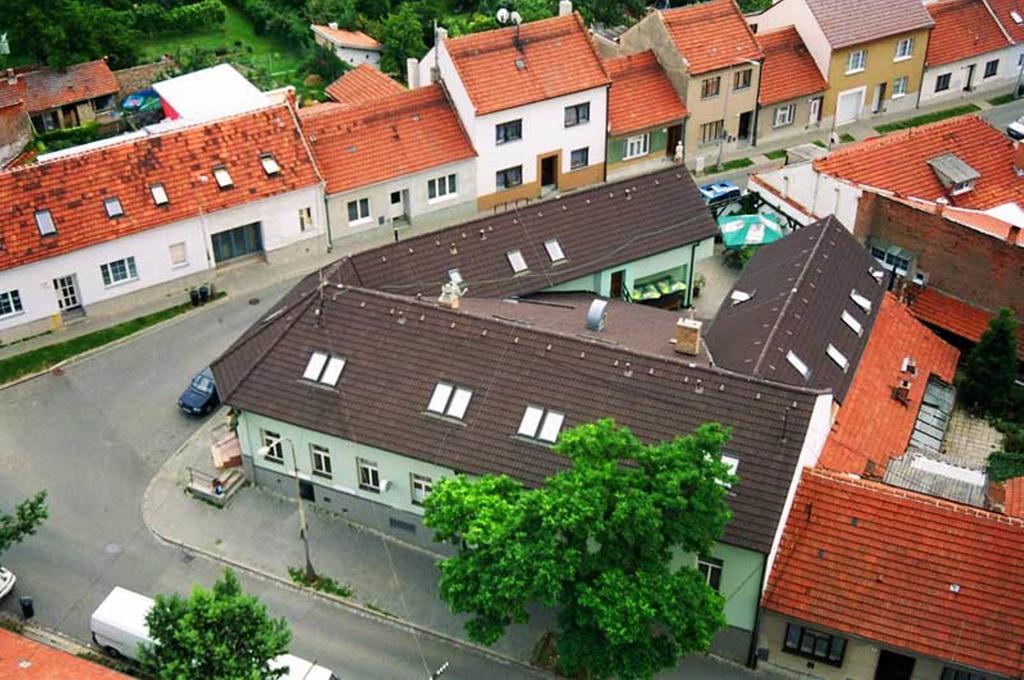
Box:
left=892, top=379, right=911, bottom=406
left=674, top=318, right=702, bottom=356
left=436, top=26, right=448, bottom=41
left=935, top=196, right=948, bottom=217
left=5, top=68, right=15, bottom=85
left=559, top=0, right=574, bottom=16
left=438, top=281, right=462, bottom=310
left=328, top=21, right=339, bottom=30
left=406, top=57, right=420, bottom=88
left=1015, top=142, right=1024, bottom=176
left=1010, top=225, right=1021, bottom=245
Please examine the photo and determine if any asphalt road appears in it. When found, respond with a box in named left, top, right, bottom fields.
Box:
left=0, top=282, right=543, bottom=680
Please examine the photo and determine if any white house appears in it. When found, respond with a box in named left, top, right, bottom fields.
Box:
left=311, top=24, right=382, bottom=69
left=411, top=5, right=610, bottom=210
left=0, top=103, right=326, bottom=344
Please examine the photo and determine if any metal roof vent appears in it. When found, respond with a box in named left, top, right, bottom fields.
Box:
left=585, top=299, right=608, bottom=332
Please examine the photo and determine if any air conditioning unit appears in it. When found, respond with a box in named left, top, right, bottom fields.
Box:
left=380, top=479, right=393, bottom=493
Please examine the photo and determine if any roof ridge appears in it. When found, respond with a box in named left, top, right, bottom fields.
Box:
left=817, top=114, right=985, bottom=166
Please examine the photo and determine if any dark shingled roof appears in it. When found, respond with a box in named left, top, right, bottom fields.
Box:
left=705, top=217, right=885, bottom=402
left=214, top=284, right=823, bottom=554
left=339, top=165, right=718, bottom=298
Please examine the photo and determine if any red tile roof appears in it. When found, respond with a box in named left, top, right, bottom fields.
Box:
left=0, top=104, right=319, bottom=272
left=660, top=0, right=762, bottom=75
left=605, top=51, right=687, bottom=135
left=814, top=115, right=1024, bottom=210
left=0, top=60, right=119, bottom=114
left=1005, top=476, right=1024, bottom=516
left=312, top=25, right=381, bottom=50
left=298, top=84, right=476, bottom=195
left=324, top=63, right=404, bottom=105
left=755, top=26, right=827, bottom=106
left=764, top=468, right=1024, bottom=679
left=0, top=629, right=130, bottom=679
left=985, top=0, right=1024, bottom=42
left=906, top=285, right=1024, bottom=358
left=926, top=0, right=1011, bottom=66
left=444, top=13, right=609, bottom=115
left=820, top=294, right=959, bottom=475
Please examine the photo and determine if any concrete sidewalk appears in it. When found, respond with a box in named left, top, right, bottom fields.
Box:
left=143, top=416, right=778, bottom=679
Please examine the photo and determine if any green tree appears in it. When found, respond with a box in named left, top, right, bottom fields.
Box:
left=424, top=420, right=734, bottom=680
left=0, top=0, right=140, bottom=69
left=373, top=3, right=427, bottom=77
left=305, top=0, right=358, bottom=25
left=0, top=491, right=48, bottom=556
left=960, top=307, right=1020, bottom=417
left=141, top=569, right=292, bottom=680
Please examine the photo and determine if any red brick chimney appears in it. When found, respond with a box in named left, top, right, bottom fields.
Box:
left=935, top=197, right=948, bottom=216
left=1015, top=142, right=1024, bottom=177
left=1009, top=225, right=1021, bottom=245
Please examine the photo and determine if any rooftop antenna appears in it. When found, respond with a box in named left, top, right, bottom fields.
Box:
left=496, top=7, right=524, bottom=52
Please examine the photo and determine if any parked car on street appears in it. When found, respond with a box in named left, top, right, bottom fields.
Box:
left=0, top=566, right=15, bottom=601
left=699, top=180, right=742, bottom=205
left=177, top=367, right=219, bottom=416
left=1008, top=116, right=1024, bottom=140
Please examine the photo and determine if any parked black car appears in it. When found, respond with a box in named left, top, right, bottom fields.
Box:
left=178, top=367, right=219, bottom=415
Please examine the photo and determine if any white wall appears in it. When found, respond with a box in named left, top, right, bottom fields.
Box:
left=749, top=0, right=832, bottom=76
left=750, top=162, right=862, bottom=230
left=921, top=46, right=1019, bottom=105
left=472, top=85, right=608, bottom=194
left=333, top=46, right=381, bottom=68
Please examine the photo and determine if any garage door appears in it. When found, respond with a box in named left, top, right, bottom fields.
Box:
left=836, top=89, right=864, bottom=126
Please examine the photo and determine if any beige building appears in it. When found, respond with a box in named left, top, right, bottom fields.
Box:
left=753, top=26, right=828, bottom=145
left=618, top=0, right=764, bottom=163
left=750, top=0, right=933, bottom=128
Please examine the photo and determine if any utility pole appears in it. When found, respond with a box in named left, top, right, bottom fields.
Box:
left=286, top=439, right=316, bottom=582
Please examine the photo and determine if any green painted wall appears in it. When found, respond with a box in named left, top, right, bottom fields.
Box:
left=672, top=543, right=765, bottom=632
left=238, top=412, right=455, bottom=516
left=607, top=126, right=671, bottom=165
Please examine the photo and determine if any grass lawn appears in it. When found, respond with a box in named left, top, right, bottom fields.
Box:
left=764, top=149, right=787, bottom=160
left=839, top=132, right=855, bottom=143
left=874, top=104, right=981, bottom=134
left=988, top=92, right=1017, bottom=106
left=704, top=157, right=754, bottom=174
left=0, top=294, right=223, bottom=385
left=812, top=139, right=827, bottom=148
left=138, top=4, right=304, bottom=75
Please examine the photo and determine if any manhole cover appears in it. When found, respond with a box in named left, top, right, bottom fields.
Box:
left=105, top=543, right=121, bottom=554
left=181, top=551, right=195, bottom=564
left=248, top=297, right=260, bottom=305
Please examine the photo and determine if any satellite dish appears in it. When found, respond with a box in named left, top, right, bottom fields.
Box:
left=510, top=10, right=523, bottom=24
left=496, top=7, right=510, bottom=23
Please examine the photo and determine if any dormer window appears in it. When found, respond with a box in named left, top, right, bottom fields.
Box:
left=850, top=290, right=872, bottom=313
left=213, top=165, right=233, bottom=189
left=260, top=153, right=281, bottom=176
left=544, top=238, right=565, bottom=263
left=302, top=351, right=346, bottom=386
left=517, top=405, right=564, bottom=443
left=150, top=183, right=169, bottom=206
left=826, top=344, right=849, bottom=372
left=34, top=210, right=56, bottom=236
left=104, top=197, right=123, bottom=218
left=506, top=249, right=528, bottom=274
left=426, top=382, right=473, bottom=420
left=951, top=180, right=974, bottom=196
left=927, top=153, right=979, bottom=197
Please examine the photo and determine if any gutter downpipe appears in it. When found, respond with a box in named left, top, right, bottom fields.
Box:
left=745, top=553, right=769, bottom=669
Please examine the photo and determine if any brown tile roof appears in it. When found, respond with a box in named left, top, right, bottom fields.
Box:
left=0, top=628, right=131, bottom=679
left=0, top=59, right=119, bottom=114
left=298, top=85, right=475, bottom=196
left=1004, top=476, right=1024, bottom=516
left=214, top=282, right=822, bottom=554
left=764, top=468, right=1024, bottom=679
left=605, top=51, right=687, bottom=135
left=802, top=0, right=934, bottom=49
left=755, top=26, right=827, bottom=106
left=660, top=0, right=762, bottom=75
left=0, top=104, right=319, bottom=272
left=312, top=25, right=381, bottom=50
left=985, top=0, right=1024, bottom=42
left=926, top=0, right=1011, bottom=66
left=706, top=217, right=886, bottom=403
left=444, top=13, right=609, bottom=115
left=906, top=285, right=1024, bottom=359
left=819, top=294, right=960, bottom=475
left=341, top=166, right=719, bottom=298
left=324, top=63, right=404, bottom=105
left=814, top=115, right=1024, bottom=211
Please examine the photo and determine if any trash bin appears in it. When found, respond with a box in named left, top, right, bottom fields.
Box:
left=19, top=596, right=34, bottom=620
left=198, top=285, right=210, bottom=304
left=189, top=288, right=201, bottom=307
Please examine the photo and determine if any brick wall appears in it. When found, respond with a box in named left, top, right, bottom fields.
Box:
left=857, top=192, right=1024, bottom=317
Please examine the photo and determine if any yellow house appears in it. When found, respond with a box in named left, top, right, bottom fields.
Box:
left=749, top=0, right=933, bottom=127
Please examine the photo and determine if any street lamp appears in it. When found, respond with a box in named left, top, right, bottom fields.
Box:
left=716, top=58, right=761, bottom=169
left=258, top=437, right=316, bottom=581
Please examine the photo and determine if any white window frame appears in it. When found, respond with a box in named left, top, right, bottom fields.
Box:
left=773, top=104, right=795, bottom=128
left=894, top=38, right=913, bottom=61
left=506, top=249, right=528, bottom=273
left=427, top=173, right=458, bottom=203
left=261, top=430, right=284, bottom=463
left=169, top=242, right=188, bottom=268
left=310, top=443, right=332, bottom=478
left=150, top=183, right=169, bottom=206
left=303, top=351, right=346, bottom=386
left=892, top=75, right=909, bottom=98
left=517, top=405, right=565, bottom=443
left=564, top=102, right=591, bottom=128
left=347, top=197, right=371, bottom=226
left=544, top=238, right=565, bottom=263
left=623, top=133, right=650, bottom=160
left=213, top=165, right=233, bottom=189
left=411, top=474, right=432, bottom=506
left=104, top=197, right=123, bottom=218
left=0, top=289, right=23, bottom=318
left=358, top=458, right=380, bottom=493
left=100, top=256, right=138, bottom=288
left=426, top=381, right=473, bottom=420
left=260, top=153, right=281, bottom=176
left=34, top=209, right=56, bottom=236
left=697, top=556, right=723, bottom=591
left=846, top=50, right=866, bottom=74
left=496, top=165, right=523, bottom=191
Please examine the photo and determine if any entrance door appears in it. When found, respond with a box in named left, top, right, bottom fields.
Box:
left=836, top=88, right=865, bottom=125
left=809, top=97, right=822, bottom=126
left=872, top=82, right=887, bottom=113
left=298, top=479, right=315, bottom=502
left=874, top=650, right=916, bottom=680
left=540, top=156, right=557, bottom=188
left=609, top=270, right=625, bottom=299
left=964, top=64, right=976, bottom=91
left=52, top=275, right=81, bottom=312
left=737, top=111, right=752, bottom=141
left=211, top=222, right=263, bottom=264
left=389, top=190, right=406, bottom=221
left=666, top=124, right=682, bottom=157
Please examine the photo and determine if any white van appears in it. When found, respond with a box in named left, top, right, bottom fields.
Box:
left=90, top=586, right=338, bottom=678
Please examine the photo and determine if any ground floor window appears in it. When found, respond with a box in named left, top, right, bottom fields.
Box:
left=984, top=59, right=999, bottom=78
left=700, top=120, right=724, bottom=145
left=428, top=173, right=457, bottom=200
left=212, top=222, right=262, bottom=263
left=496, top=165, right=523, bottom=190
left=358, top=458, right=380, bottom=492
left=570, top=147, right=589, bottom=170
left=261, top=430, right=284, bottom=463
left=935, top=73, right=951, bottom=92
left=0, top=289, right=23, bottom=317
left=893, top=76, right=909, bottom=98
left=299, top=207, right=312, bottom=232
left=310, top=444, right=332, bottom=478
left=783, top=623, right=846, bottom=667
left=347, top=198, right=371, bottom=225
left=100, top=256, right=138, bottom=287
left=169, top=242, right=188, bottom=267
left=773, top=104, right=795, bottom=127
left=411, top=474, right=432, bottom=505
left=941, top=667, right=992, bottom=680
left=623, top=133, right=650, bottom=160
left=697, top=556, right=723, bottom=591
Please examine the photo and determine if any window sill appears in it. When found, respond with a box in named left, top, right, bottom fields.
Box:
left=423, top=411, right=468, bottom=425
left=845, top=68, right=865, bottom=75
left=496, top=184, right=523, bottom=192
left=569, top=164, right=588, bottom=172
left=0, top=310, right=24, bottom=321
left=893, top=55, right=912, bottom=63
left=781, top=647, right=844, bottom=668
left=700, top=94, right=721, bottom=101
left=263, top=456, right=284, bottom=465
left=734, top=85, right=751, bottom=92
left=103, top=276, right=139, bottom=290
left=312, top=470, right=333, bottom=480
left=359, top=485, right=381, bottom=494
left=892, top=92, right=907, bottom=99
left=495, top=139, right=523, bottom=147
left=171, top=261, right=190, bottom=270
left=773, top=121, right=794, bottom=128
left=348, top=217, right=372, bottom=227
left=427, top=193, right=458, bottom=205
left=564, top=121, right=590, bottom=129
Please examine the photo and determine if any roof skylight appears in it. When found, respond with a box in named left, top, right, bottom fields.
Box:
left=544, top=238, right=565, bottom=263
left=850, top=289, right=872, bottom=313
left=518, top=405, right=564, bottom=443
left=151, top=183, right=169, bottom=206
left=721, top=454, right=739, bottom=488
left=213, top=165, right=233, bottom=189
left=786, top=350, right=811, bottom=380
left=826, top=344, right=849, bottom=372
left=34, top=210, right=56, bottom=236
left=841, top=310, right=863, bottom=336
left=506, top=249, right=528, bottom=274
left=302, top=351, right=346, bottom=386
left=104, top=197, right=123, bottom=218
left=448, top=269, right=463, bottom=285
left=1013, top=9, right=1022, bottom=23
left=426, top=382, right=473, bottom=420
left=260, top=153, right=281, bottom=176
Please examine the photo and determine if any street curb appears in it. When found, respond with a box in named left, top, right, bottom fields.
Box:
left=0, top=294, right=232, bottom=393
left=141, top=419, right=550, bottom=678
